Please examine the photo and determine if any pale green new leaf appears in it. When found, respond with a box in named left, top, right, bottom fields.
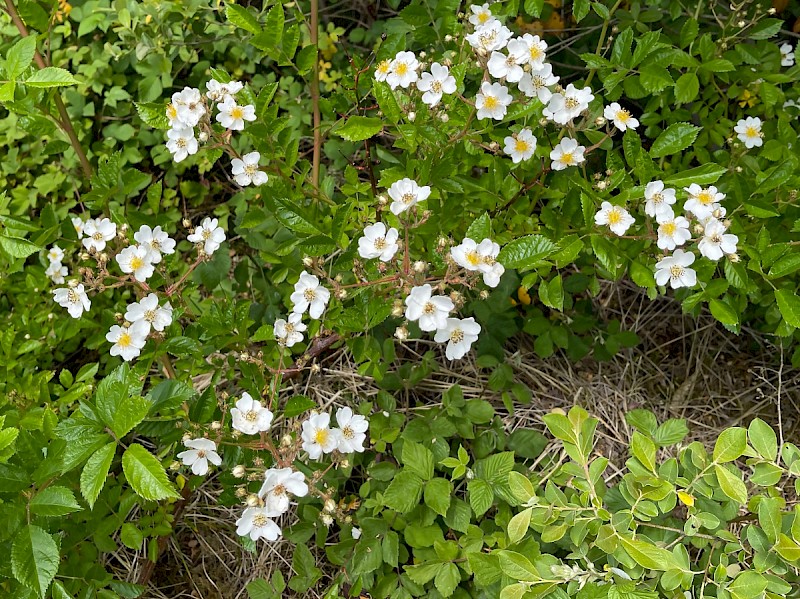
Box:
left=4, top=36, right=37, bottom=81
left=24, top=67, right=80, bottom=88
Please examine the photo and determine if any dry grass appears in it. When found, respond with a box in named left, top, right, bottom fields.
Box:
left=108, top=280, right=800, bottom=598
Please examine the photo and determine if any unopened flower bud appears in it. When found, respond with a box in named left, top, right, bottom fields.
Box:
left=337, top=289, right=346, bottom=300
left=693, top=224, right=705, bottom=235
left=245, top=494, right=260, bottom=507
left=210, top=421, right=222, bottom=430
left=395, top=326, right=409, bottom=340
left=392, top=300, right=404, bottom=317
left=321, top=513, right=334, bottom=526
left=198, top=131, right=209, bottom=142
left=596, top=180, right=607, bottom=190
left=182, top=433, right=193, bottom=443
left=310, top=363, right=321, bottom=374
left=80, top=252, right=90, bottom=261
left=466, top=468, right=474, bottom=480
left=735, top=166, right=742, bottom=173
left=737, top=20, right=745, bottom=27
left=539, top=117, right=548, bottom=126
left=182, top=218, right=192, bottom=228
left=479, top=290, right=489, bottom=300
left=440, top=112, right=449, bottom=123
left=489, top=141, right=499, bottom=151
left=340, top=458, right=350, bottom=468
left=444, top=34, right=453, bottom=42
left=728, top=253, right=740, bottom=263
left=408, top=111, right=416, bottom=122
left=232, top=465, right=246, bottom=478
left=595, top=116, right=606, bottom=126
left=377, top=194, right=387, bottom=206
left=235, top=487, right=248, bottom=498
left=169, top=461, right=181, bottom=471
left=723, top=219, right=732, bottom=229
left=413, top=260, right=427, bottom=273
left=324, top=498, right=336, bottom=513
left=768, top=7, right=776, bottom=13
left=281, top=434, right=293, bottom=447
left=302, top=256, right=313, bottom=267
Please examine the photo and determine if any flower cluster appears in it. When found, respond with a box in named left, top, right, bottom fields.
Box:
left=165, top=79, right=267, bottom=187
left=51, top=215, right=225, bottom=361
left=177, top=399, right=369, bottom=543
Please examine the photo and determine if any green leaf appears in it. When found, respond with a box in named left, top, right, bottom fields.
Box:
left=384, top=470, right=424, bottom=513
left=714, top=427, right=747, bottom=462
left=468, top=478, right=494, bottom=516
left=631, top=431, right=657, bottom=473
left=283, top=395, right=316, bottom=419
left=4, top=36, right=37, bottom=81
left=12, top=525, right=59, bottom=597
left=424, top=478, right=453, bottom=516
left=0, top=234, right=40, bottom=259
left=715, top=464, right=748, bottom=504
left=649, top=123, right=700, bottom=158
left=749, top=18, right=782, bottom=40
left=0, top=426, right=19, bottom=452
left=497, top=550, right=540, bottom=582
left=770, top=254, right=800, bottom=279
left=775, top=289, right=800, bottom=328
left=226, top=4, right=260, bottom=34
left=498, top=234, right=556, bottom=269
left=24, top=67, right=79, bottom=88
left=80, top=442, right=116, bottom=508
left=508, top=471, right=535, bottom=503
left=709, top=299, right=739, bottom=327
left=664, top=164, right=726, bottom=188
left=121, top=443, right=179, bottom=501
left=402, top=441, right=434, bottom=480
left=466, top=212, right=492, bottom=241
left=0, top=80, right=15, bottom=102
left=373, top=80, right=401, bottom=124
left=507, top=507, right=532, bottom=544
left=728, top=571, right=768, bottom=599
left=120, top=523, right=144, bottom=550
left=135, top=102, right=170, bottom=130
left=620, top=536, right=677, bottom=571
left=748, top=418, right=777, bottom=461
left=335, top=116, right=384, bottom=142
left=674, top=72, right=699, bottom=104
left=500, top=584, right=527, bottom=599
left=295, top=44, right=317, bottom=75
left=758, top=497, right=783, bottom=543
left=434, top=563, right=460, bottom=598
left=573, top=0, right=589, bottom=22
left=29, top=486, right=81, bottom=516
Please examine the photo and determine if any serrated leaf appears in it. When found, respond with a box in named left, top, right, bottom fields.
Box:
left=384, top=470, right=423, bottom=513
left=284, top=395, right=316, bottom=419
left=80, top=442, right=116, bottom=508
left=4, top=36, right=37, bottom=81
left=226, top=4, right=260, bottom=34
left=335, top=116, right=384, bottom=142
left=424, top=478, right=452, bottom=516
left=25, top=66, right=79, bottom=88
left=29, top=486, right=81, bottom=516
left=775, top=289, right=800, bottom=328
left=135, top=102, right=170, bottom=130
left=122, top=444, right=179, bottom=501
left=709, top=299, right=739, bottom=327
left=664, top=164, right=726, bottom=188
left=498, top=234, right=556, bottom=269
left=650, top=123, right=700, bottom=158
left=466, top=212, right=492, bottom=241
left=0, top=234, right=40, bottom=259
left=468, top=478, right=494, bottom=516
left=12, top=525, right=59, bottom=597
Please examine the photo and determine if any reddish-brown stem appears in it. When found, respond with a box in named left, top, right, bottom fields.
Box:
left=4, top=0, right=93, bottom=180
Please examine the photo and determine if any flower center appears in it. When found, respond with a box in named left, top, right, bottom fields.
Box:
left=253, top=513, right=269, bottom=527
left=130, top=256, right=144, bottom=270
left=450, top=328, right=465, bottom=343
left=377, top=60, right=390, bottom=74
left=150, top=238, right=161, bottom=250
left=745, top=126, right=759, bottom=137
left=422, top=301, right=437, bottom=314
left=660, top=222, right=677, bottom=236
left=697, top=191, right=713, bottom=205
left=615, top=109, right=630, bottom=123
left=67, top=289, right=79, bottom=303
left=374, top=236, right=387, bottom=250
left=529, top=46, right=542, bottom=61
left=478, top=11, right=490, bottom=23
left=431, top=80, right=442, bottom=93
left=230, top=106, right=244, bottom=119
left=176, top=138, right=187, bottom=149
left=710, top=233, right=722, bottom=243
left=197, top=449, right=206, bottom=458
left=245, top=164, right=258, bottom=177
left=669, top=265, right=685, bottom=279
left=401, top=192, right=416, bottom=204
left=92, top=232, right=104, bottom=241
left=202, top=228, right=212, bottom=240
left=479, top=32, right=497, bottom=48
left=272, top=484, right=286, bottom=497
left=395, top=62, right=408, bottom=76
left=483, top=95, right=499, bottom=110
left=560, top=152, right=574, bottom=165
left=466, top=251, right=481, bottom=267
left=564, top=96, right=579, bottom=110
left=284, top=322, right=295, bottom=334
left=144, top=309, right=157, bottom=322
left=505, top=54, right=516, bottom=67
left=314, top=428, right=330, bottom=445
left=532, top=75, right=545, bottom=88
left=607, top=209, right=622, bottom=225
left=342, top=426, right=355, bottom=440
left=117, top=332, right=132, bottom=348
left=651, top=192, right=664, bottom=205
left=244, top=410, right=259, bottom=422
left=304, top=288, right=316, bottom=302
left=514, top=139, right=529, bottom=153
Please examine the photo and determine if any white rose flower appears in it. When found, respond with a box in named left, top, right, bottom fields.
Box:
left=236, top=507, right=282, bottom=542
left=374, top=58, right=392, bottom=82
left=335, top=406, right=369, bottom=454
left=475, top=81, right=512, bottom=120
left=416, top=62, right=457, bottom=106
left=550, top=138, right=586, bottom=170
left=404, top=284, right=454, bottom=332
left=387, top=178, right=431, bottom=215
left=166, top=125, right=198, bottom=163
left=358, top=222, right=400, bottom=261
left=231, top=392, right=274, bottom=435
left=71, top=216, right=85, bottom=239
left=603, top=102, right=639, bottom=131
left=46, top=261, right=68, bottom=284
left=106, top=320, right=149, bottom=362
left=82, top=218, right=116, bottom=252
left=171, top=86, right=205, bottom=127
left=301, top=412, right=338, bottom=459
left=656, top=210, right=692, bottom=251
left=259, top=467, right=309, bottom=513
left=465, top=20, right=513, bottom=53
left=205, top=79, right=243, bottom=102
left=684, top=184, right=725, bottom=220
left=698, top=219, right=738, bottom=261
left=386, top=51, right=419, bottom=89
left=53, top=283, right=91, bottom=318
left=503, top=128, right=537, bottom=163
left=187, top=217, right=226, bottom=255
left=47, top=244, right=65, bottom=264
left=116, top=245, right=155, bottom=282
left=780, top=42, right=795, bottom=67
left=518, top=63, right=559, bottom=103
left=655, top=249, right=697, bottom=289
left=290, top=271, right=331, bottom=319
left=733, top=116, right=763, bottom=149
left=543, top=84, right=594, bottom=124
left=274, top=312, right=307, bottom=347
left=644, top=180, right=677, bottom=218
left=487, top=38, right=528, bottom=82
left=468, top=3, right=494, bottom=26
left=594, top=201, right=635, bottom=236
left=231, top=151, right=268, bottom=186
left=434, top=317, right=481, bottom=360
left=124, top=293, right=173, bottom=333
left=177, top=438, right=222, bottom=476
left=134, top=225, right=176, bottom=264
left=520, top=33, right=548, bottom=69
left=215, top=96, right=256, bottom=131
